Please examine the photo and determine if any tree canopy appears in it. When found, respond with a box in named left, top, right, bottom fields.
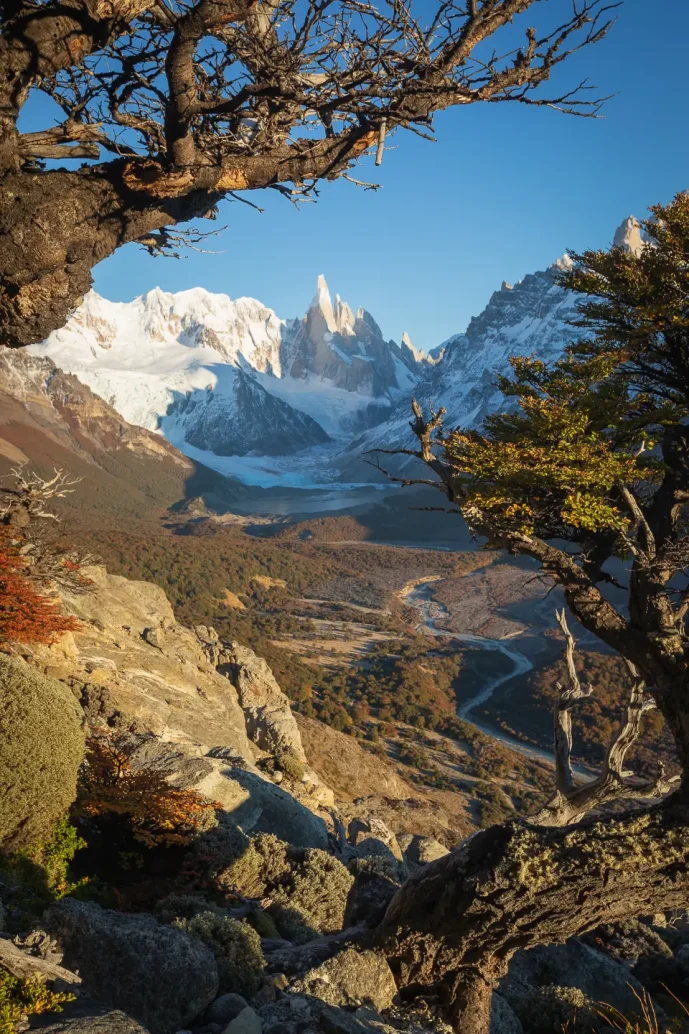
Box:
left=0, top=0, right=615, bottom=348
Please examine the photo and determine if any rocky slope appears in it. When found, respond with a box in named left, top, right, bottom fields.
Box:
left=0, top=347, right=250, bottom=518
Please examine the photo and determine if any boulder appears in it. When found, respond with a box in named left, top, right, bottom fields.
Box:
left=36, top=1011, right=151, bottom=1034
left=45, top=899, right=218, bottom=1034
left=223, top=644, right=306, bottom=762
left=348, top=819, right=402, bottom=864
left=489, top=992, right=524, bottom=1034
left=224, top=1006, right=263, bottom=1034
left=343, top=867, right=399, bottom=929
left=291, top=948, right=397, bottom=1011
left=206, top=993, right=249, bottom=1026
left=397, top=834, right=449, bottom=872
left=500, top=940, right=648, bottom=1018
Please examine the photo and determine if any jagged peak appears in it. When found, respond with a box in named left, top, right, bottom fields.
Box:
left=613, top=215, right=644, bottom=256
left=501, top=281, right=513, bottom=291
left=311, top=274, right=336, bottom=332
left=401, top=331, right=426, bottom=362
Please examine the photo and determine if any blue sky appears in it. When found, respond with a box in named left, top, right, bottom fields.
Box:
left=43, top=0, right=689, bottom=350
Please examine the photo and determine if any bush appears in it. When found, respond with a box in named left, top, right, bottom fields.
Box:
left=0, top=534, right=79, bottom=646
left=212, top=831, right=289, bottom=899
left=75, top=733, right=219, bottom=849
left=0, top=818, right=86, bottom=921
left=0, top=654, right=85, bottom=852
left=0, top=968, right=75, bottom=1034
left=511, top=984, right=594, bottom=1034
left=175, top=912, right=265, bottom=996
left=273, top=848, right=354, bottom=935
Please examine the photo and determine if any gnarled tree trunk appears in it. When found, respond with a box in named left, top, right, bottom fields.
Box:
left=0, top=161, right=222, bottom=348
left=375, top=800, right=689, bottom=1034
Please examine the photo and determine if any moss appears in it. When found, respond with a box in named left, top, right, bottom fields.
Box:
left=216, top=832, right=290, bottom=899
left=0, top=967, right=75, bottom=1034
left=0, top=655, right=85, bottom=852
left=274, top=749, right=305, bottom=782
left=584, top=919, right=672, bottom=963
left=155, top=892, right=227, bottom=924
left=175, top=911, right=265, bottom=997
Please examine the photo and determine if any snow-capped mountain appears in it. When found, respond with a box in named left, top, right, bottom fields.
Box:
left=29, top=277, right=425, bottom=474
left=341, top=216, right=644, bottom=476
left=27, top=216, right=642, bottom=490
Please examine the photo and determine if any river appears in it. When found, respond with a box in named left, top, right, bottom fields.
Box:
left=401, top=578, right=571, bottom=769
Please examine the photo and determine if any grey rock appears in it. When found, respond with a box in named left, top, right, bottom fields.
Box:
left=224, top=1006, right=262, bottom=1034
left=206, top=994, right=248, bottom=1026
left=397, top=835, right=449, bottom=873
left=291, top=948, right=397, bottom=1011
left=45, top=900, right=219, bottom=1034
left=37, top=1010, right=151, bottom=1034
left=223, top=644, right=307, bottom=762
left=500, top=940, right=648, bottom=1018
left=348, top=819, right=402, bottom=864
left=343, top=869, right=399, bottom=930
left=490, top=993, right=523, bottom=1034
left=213, top=766, right=328, bottom=849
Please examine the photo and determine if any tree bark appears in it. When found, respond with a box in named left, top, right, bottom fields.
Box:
left=375, top=801, right=689, bottom=1034
left=0, top=161, right=221, bottom=348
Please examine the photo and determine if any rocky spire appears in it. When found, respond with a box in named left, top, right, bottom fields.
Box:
left=613, top=216, right=644, bottom=256
left=312, top=274, right=336, bottom=333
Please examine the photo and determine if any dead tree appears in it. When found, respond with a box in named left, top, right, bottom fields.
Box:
left=0, top=0, right=615, bottom=348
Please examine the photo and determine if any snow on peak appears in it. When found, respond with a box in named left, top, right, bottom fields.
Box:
left=613, top=216, right=644, bottom=256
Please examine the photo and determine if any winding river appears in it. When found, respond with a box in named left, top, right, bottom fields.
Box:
left=401, top=578, right=567, bottom=768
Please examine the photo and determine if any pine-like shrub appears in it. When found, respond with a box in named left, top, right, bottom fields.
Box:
left=0, top=655, right=85, bottom=852
left=175, top=912, right=265, bottom=996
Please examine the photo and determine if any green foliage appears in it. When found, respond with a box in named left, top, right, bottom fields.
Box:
left=260, top=748, right=305, bottom=783
left=175, top=912, right=265, bottom=996
left=0, top=968, right=75, bottom=1034
left=0, top=818, right=86, bottom=920
left=437, top=193, right=689, bottom=541
left=0, top=654, right=85, bottom=853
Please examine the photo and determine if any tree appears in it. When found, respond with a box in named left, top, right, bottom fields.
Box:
left=75, top=731, right=220, bottom=848
left=0, top=0, right=614, bottom=349
left=370, top=193, right=689, bottom=1033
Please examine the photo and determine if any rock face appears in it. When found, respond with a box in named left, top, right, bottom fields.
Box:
left=45, top=900, right=219, bottom=1034
left=169, top=368, right=331, bottom=456
left=224, top=643, right=307, bottom=762
left=32, top=565, right=252, bottom=757
left=132, top=740, right=329, bottom=849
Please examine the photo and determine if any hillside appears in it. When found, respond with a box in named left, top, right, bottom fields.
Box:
left=0, top=348, right=252, bottom=519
